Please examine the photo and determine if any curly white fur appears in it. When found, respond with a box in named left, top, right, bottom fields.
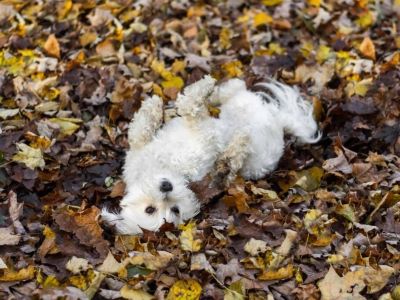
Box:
left=101, top=76, right=320, bottom=234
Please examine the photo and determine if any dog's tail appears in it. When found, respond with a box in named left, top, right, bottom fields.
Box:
left=255, top=81, right=321, bottom=144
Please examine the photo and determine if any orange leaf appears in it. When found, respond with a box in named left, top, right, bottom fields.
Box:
left=359, top=37, right=376, bottom=60
left=44, top=34, right=60, bottom=58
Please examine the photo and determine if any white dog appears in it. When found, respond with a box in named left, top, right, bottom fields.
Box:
left=101, top=76, right=320, bottom=234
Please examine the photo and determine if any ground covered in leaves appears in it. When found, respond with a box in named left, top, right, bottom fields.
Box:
left=0, top=0, right=400, bottom=299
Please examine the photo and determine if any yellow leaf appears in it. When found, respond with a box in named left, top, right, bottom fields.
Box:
left=69, top=274, right=89, bottom=290
left=161, top=76, right=184, bottom=90
left=0, top=265, right=35, bottom=282
left=294, top=166, right=324, bottom=191
left=316, top=45, right=332, bottom=64
left=225, top=280, right=245, bottom=300
left=151, top=59, right=174, bottom=80
left=43, top=275, right=60, bottom=288
left=12, top=143, right=45, bottom=170
left=310, top=234, right=333, bottom=247
left=171, top=60, right=186, bottom=74
left=258, top=264, right=294, bottom=281
left=336, top=50, right=351, bottom=59
left=49, top=117, right=82, bottom=136
left=295, top=268, right=303, bottom=284
left=253, top=12, right=273, bottom=27
left=25, top=132, right=52, bottom=150
left=85, top=271, right=105, bottom=300
left=121, top=251, right=173, bottom=272
left=179, top=221, right=202, bottom=252
left=0, top=51, right=26, bottom=75
left=79, top=31, right=97, bottom=47
left=152, top=83, right=164, bottom=98
left=262, top=0, right=282, bottom=6
left=359, top=37, right=376, bottom=60
left=57, top=0, right=73, bottom=19
left=268, top=42, right=285, bottom=55
left=304, top=209, right=322, bottom=233
left=327, top=254, right=345, bottom=264
left=41, top=87, right=60, bottom=101
left=222, top=60, right=243, bottom=78
left=345, top=78, right=372, bottom=97
left=121, top=285, right=153, bottom=300
left=356, top=11, right=374, bottom=28
left=19, top=49, right=36, bottom=58
left=219, top=27, right=232, bottom=50
left=300, top=42, right=314, bottom=58
left=167, top=279, right=202, bottom=300
left=307, top=0, right=321, bottom=7
left=44, top=34, right=60, bottom=58
left=335, top=203, right=357, bottom=223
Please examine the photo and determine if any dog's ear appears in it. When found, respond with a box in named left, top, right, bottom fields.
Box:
left=128, top=95, right=163, bottom=150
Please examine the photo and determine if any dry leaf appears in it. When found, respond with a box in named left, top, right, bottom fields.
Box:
left=0, top=265, right=35, bottom=282
left=54, top=207, right=109, bottom=258
left=179, top=221, right=202, bottom=252
left=97, top=252, right=121, bottom=274
left=244, top=238, right=268, bottom=256
left=0, top=227, right=20, bottom=246
left=49, top=117, right=82, bottom=136
left=12, top=143, right=45, bottom=170
left=258, top=264, right=294, bottom=281
left=167, top=279, right=202, bottom=300
left=359, top=37, right=376, bottom=60
left=120, top=285, right=153, bottom=300
left=253, top=12, right=273, bottom=27
left=121, top=251, right=173, bottom=271
left=66, top=257, right=90, bottom=274
left=44, top=34, right=60, bottom=58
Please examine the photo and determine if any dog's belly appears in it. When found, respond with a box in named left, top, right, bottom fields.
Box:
left=150, top=118, right=221, bottom=181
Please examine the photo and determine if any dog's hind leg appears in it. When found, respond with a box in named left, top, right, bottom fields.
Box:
left=128, top=95, right=163, bottom=150
left=213, top=132, right=250, bottom=186
left=176, top=75, right=216, bottom=121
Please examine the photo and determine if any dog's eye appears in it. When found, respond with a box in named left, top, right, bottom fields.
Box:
left=171, top=206, right=180, bottom=215
left=145, top=206, right=156, bottom=214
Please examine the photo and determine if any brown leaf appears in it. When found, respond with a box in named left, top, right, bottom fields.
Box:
left=109, top=180, right=126, bottom=198
left=323, top=150, right=352, bottom=174
left=8, top=190, right=25, bottom=234
left=0, top=227, right=20, bottom=246
left=96, top=39, right=116, bottom=58
left=54, top=206, right=109, bottom=259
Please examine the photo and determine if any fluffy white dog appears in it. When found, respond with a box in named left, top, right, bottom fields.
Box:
left=101, top=76, right=320, bottom=234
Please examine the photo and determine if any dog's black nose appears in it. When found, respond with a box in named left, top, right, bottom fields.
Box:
left=160, top=180, right=173, bottom=192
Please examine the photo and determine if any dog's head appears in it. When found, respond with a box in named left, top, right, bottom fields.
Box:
left=102, top=170, right=200, bottom=234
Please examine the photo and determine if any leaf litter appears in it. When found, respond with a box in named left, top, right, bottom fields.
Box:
left=0, top=0, right=400, bottom=299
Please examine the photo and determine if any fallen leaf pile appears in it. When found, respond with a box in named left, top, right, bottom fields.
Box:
left=0, top=0, right=400, bottom=299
